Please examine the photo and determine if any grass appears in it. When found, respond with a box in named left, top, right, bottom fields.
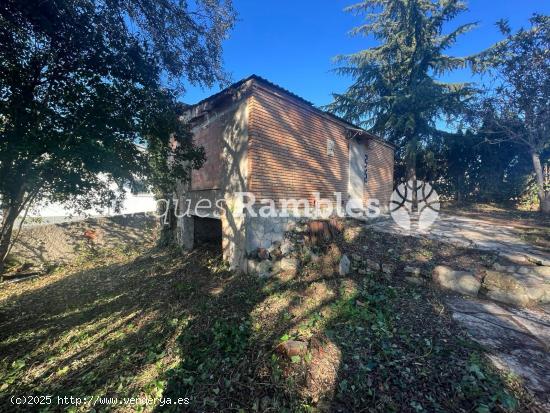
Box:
left=0, top=225, right=542, bottom=412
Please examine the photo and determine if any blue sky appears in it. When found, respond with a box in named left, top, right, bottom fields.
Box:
left=183, top=0, right=550, bottom=107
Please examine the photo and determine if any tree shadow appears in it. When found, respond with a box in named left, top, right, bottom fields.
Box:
left=8, top=214, right=156, bottom=269
left=0, top=221, right=539, bottom=412
left=157, top=220, right=537, bottom=412
left=0, top=245, right=231, bottom=412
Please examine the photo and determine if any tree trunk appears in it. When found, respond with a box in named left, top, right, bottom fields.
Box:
left=531, top=152, right=549, bottom=214
left=0, top=188, right=27, bottom=274
left=407, top=149, right=418, bottom=212
left=0, top=206, right=19, bottom=274
left=157, top=194, right=177, bottom=247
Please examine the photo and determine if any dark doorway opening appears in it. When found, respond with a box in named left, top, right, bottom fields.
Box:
left=193, top=216, right=222, bottom=251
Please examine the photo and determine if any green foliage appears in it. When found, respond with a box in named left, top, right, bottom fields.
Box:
left=426, top=129, right=533, bottom=202
left=470, top=14, right=550, bottom=209
left=329, top=0, right=477, bottom=179
left=458, top=354, right=519, bottom=412
left=0, top=0, right=234, bottom=265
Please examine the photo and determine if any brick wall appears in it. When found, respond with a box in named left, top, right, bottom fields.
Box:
left=365, top=140, right=394, bottom=211
left=191, top=114, right=225, bottom=190
left=248, top=86, right=349, bottom=207
left=189, top=79, right=394, bottom=213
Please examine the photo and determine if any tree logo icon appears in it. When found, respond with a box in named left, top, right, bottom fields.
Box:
left=389, top=180, right=440, bottom=231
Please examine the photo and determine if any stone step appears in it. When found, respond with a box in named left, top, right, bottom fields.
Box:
left=432, top=264, right=550, bottom=308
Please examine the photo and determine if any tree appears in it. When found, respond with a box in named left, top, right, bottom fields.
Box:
left=434, top=129, right=532, bottom=203
left=328, top=0, right=477, bottom=208
left=472, top=15, right=550, bottom=213
left=0, top=0, right=235, bottom=272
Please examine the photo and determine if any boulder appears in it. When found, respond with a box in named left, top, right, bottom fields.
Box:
left=280, top=239, right=294, bottom=256
left=273, top=257, right=299, bottom=276
left=404, top=266, right=421, bottom=277
left=257, top=248, right=270, bottom=260
left=351, top=253, right=362, bottom=262
left=432, top=265, right=481, bottom=297
left=525, top=254, right=550, bottom=266
left=338, top=255, right=351, bottom=276
left=483, top=270, right=531, bottom=306
left=267, top=241, right=281, bottom=258
left=533, top=266, right=550, bottom=277
left=277, top=340, right=307, bottom=358
left=248, top=259, right=272, bottom=278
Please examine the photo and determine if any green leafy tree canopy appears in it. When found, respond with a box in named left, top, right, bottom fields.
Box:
left=0, top=0, right=235, bottom=269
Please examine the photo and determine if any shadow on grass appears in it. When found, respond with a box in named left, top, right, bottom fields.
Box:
left=0, top=244, right=229, bottom=412
left=158, top=222, right=537, bottom=412
left=0, top=223, right=539, bottom=412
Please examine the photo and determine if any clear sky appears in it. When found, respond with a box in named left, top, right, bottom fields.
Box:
left=183, top=0, right=550, bottom=107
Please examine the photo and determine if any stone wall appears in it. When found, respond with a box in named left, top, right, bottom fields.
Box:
left=245, top=215, right=299, bottom=253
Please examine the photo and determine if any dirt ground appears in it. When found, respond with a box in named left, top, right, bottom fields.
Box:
left=444, top=203, right=550, bottom=250
left=4, top=215, right=156, bottom=275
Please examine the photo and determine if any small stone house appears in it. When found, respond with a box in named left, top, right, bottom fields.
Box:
left=176, top=75, right=394, bottom=272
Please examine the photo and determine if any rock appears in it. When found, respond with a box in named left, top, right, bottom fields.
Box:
left=248, top=259, right=272, bottom=278
left=493, top=262, right=507, bottom=272
left=277, top=340, right=307, bottom=358
left=533, top=266, right=550, bottom=277
left=257, top=248, right=270, bottom=260
left=499, top=252, right=529, bottom=265
left=432, top=265, right=481, bottom=297
left=405, top=276, right=424, bottom=285
left=362, top=245, right=369, bottom=251
left=482, top=270, right=531, bottom=306
left=273, top=257, right=299, bottom=276
left=525, top=254, right=550, bottom=266
left=381, top=263, right=394, bottom=275
left=280, top=239, right=294, bottom=256
left=525, top=285, right=550, bottom=303
left=351, top=253, right=362, bottom=262
left=310, top=253, right=321, bottom=263
left=404, top=266, right=421, bottom=277
left=338, top=255, right=351, bottom=276
left=517, top=266, right=530, bottom=275
left=358, top=268, right=367, bottom=275
left=444, top=296, right=550, bottom=398
left=268, top=241, right=281, bottom=258
left=365, top=259, right=380, bottom=271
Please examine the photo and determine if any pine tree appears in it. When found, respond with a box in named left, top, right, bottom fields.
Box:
left=328, top=0, right=477, bottom=207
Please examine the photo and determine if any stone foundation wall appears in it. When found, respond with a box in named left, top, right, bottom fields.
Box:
left=245, top=215, right=299, bottom=253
